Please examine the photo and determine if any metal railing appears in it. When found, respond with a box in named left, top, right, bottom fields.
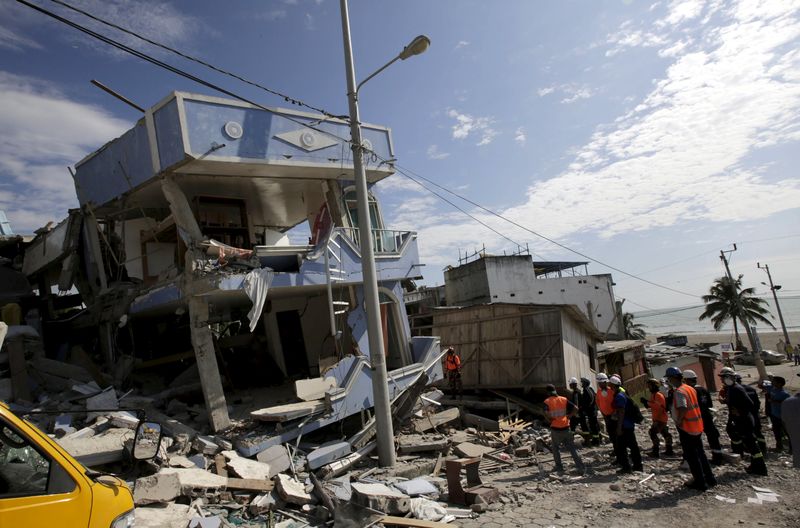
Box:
left=340, top=228, right=413, bottom=254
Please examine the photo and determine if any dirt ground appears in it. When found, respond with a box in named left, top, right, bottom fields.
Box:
left=457, top=366, right=800, bottom=528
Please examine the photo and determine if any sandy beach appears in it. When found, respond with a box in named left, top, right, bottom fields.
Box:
left=646, top=329, right=800, bottom=348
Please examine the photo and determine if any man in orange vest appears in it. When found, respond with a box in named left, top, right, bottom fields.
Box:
left=595, top=373, right=619, bottom=461
left=666, top=367, right=716, bottom=491
left=640, top=378, right=674, bottom=458
left=444, top=347, right=462, bottom=398
left=544, top=383, right=585, bottom=474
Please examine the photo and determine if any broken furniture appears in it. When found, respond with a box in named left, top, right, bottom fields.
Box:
left=445, top=457, right=499, bottom=506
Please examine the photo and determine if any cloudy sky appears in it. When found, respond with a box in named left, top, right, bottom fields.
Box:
left=1, top=0, right=799, bottom=313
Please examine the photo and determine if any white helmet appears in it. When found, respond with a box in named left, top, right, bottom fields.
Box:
left=609, top=375, right=622, bottom=386
left=569, top=377, right=578, bottom=385
left=596, top=373, right=609, bottom=382
left=683, top=369, right=698, bottom=380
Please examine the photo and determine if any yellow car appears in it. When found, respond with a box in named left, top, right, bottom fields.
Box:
left=0, top=400, right=158, bottom=527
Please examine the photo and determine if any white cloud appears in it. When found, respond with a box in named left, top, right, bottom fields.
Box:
left=0, top=24, right=42, bottom=51
left=560, top=86, right=594, bottom=104
left=427, top=145, right=450, bottom=160
left=261, top=9, right=287, bottom=21
left=657, top=0, right=706, bottom=27
left=0, top=72, right=129, bottom=232
left=537, top=86, right=556, bottom=96
left=514, top=127, right=527, bottom=146
left=455, top=40, right=469, bottom=50
left=605, top=28, right=667, bottom=56
left=447, top=109, right=498, bottom=146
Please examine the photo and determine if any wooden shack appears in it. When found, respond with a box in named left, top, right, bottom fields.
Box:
left=597, top=340, right=649, bottom=396
left=432, top=303, right=602, bottom=389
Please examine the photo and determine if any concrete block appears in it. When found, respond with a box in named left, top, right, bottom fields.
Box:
left=168, top=455, right=199, bottom=469
left=397, top=434, right=448, bottom=454
left=189, top=516, right=222, bottom=528
left=188, top=454, right=207, bottom=470
left=295, top=376, right=337, bottom=401
left=224, top=453, right=272, bottom=480
left=193, top=435, right=219, bottom=455
left=109, top=411, right=140, bottom=430
left=59, top=427, right=133, bottom=467
left=249, top=490, right=283, bottom=514
left=256, top=445, right=291, bottom=477
left=274, top=474, right=314, bottom=505
left=324, top=476, right=352, bottom=502
left=133, top=471, right=181, bottom=505
left=86, top=387, right=119, bottom=422
left=134, top=503, right=192, bottom=528
left=307, top=441, right=351, bottom=470
left=393, top=478, right=439, bottom=497
left=412, top=408, right=460, bottom=433
left=351, top=482, right=411, bottom=515
left=454, top=442, right=495, bottom=458
left=159, top=468, right=228, bottom=491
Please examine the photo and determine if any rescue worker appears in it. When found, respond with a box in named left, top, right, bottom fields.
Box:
left=579, top=376, right=601, bottom=445
left=596, top=373, right=619, bottom=459
left=768, top=376, right=790, bottom=452
left=720, top=367, right=768, bottom=475
left=683, top=369, right=724, bottom=465
left=719, top=376, right=743, bottom=455
left=610, top=375, right=642, bottom=473
left=640, top=378, right=674, bottom=458
left=444, top=347, right=462, bottom=399
left=568, top=377, right=582, bottom=433
left=665, top=367, right=716, bottom=491
left=543, top=384, right=585, bottom=474
left=736, top=373, right=768, bottom=456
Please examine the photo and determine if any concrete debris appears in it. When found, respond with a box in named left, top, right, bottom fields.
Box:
left=59, top=427, right=133, bottom=467
left=134, top=471, right=182, bottom=505
left=352, top=482, right=411, bottom=515
left=412, top=407, right=460, bottom=433
left=294, top=376, right=337, bottom=401
left=167, top=455, right=200, bottom=469
left=307, top=440, right=351, bottom=470
left=159, top=468, right=228, bottom=491
left=397, top=434, right=449, bottom=455
left=454, top=442, right=496, bottom=458
left=134, top=503, right=193, bottom=528
left=223, top=451, right=272, bottom=480
left=85, top=387, right=119, bottom=422
left=193, top=435, right=220, bottom=455
left=256, top=444, right=291, bottom=477
left=188, top=516, right=222, bottom=528
left=274, top=474, right=315, bottom=505
left=393, top=478, right=439, bottom=497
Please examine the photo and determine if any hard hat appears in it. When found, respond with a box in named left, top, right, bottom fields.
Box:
left=665, top=366, right=683, bottom=378
left=682, top=369, right=697, bottom=380
left=569, top=377, right=578, bottom=385
left=719, top=367, right=735, bottom=377
left=609, top=375, right=622, bottom=386
left=596, top=373, right=609, bottom=382
left=580, top=376, right=591, bottom=384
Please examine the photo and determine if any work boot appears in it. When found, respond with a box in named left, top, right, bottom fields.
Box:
left=745, top=459, right=768, bottom=476
left=710, top=452, right=724, bottom=466
left=664, top=447, right=675, bottom=457
left=646, top=448, right=659, bottom=459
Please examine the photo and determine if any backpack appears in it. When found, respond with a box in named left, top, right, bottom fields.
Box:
left=624, top=394, right=645, bottom=424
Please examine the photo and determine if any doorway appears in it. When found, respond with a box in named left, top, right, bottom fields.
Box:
left=276, top=310, right=309, bottom=378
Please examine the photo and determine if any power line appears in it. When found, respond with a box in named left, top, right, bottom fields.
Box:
left=45, top=0, right=346, bottom=120
left=17, top=0, right=353, bottom=148
left=387, top=161, right=701, bottom=299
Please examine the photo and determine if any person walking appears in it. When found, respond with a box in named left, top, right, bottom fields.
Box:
left=544, top=384, right=585, bottom=474
left=683, top=369, right=724, bottom=465
left=579, top=376, right=601, bottom=446
left=782, top=377, right=800, bottom=468
left=737, top=373, right=768, bottom=456
left=719, top=367, right=768, bottom=475
left=444, top=347, right=462, bottom=399
left=665, top=367, right=716, bottom=491
left=596, top=373, right=618, bottom=459
left=768, top=376, right=790, bottom=452
left=640, top=378, right=674, bottom=458
left=793, top=344, right=800, bottom=366
left=610, top=375, right=642, bottom=474
left=568, top=377, right=582, bottom=433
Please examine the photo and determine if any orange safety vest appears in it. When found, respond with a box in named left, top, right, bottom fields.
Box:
left=445, top=354, right=461, bottom=371
left=649, top=391, right=668, bottom=423
left=673, top=384, right=704, bottom=434
left=545, top=395, right=570, bottom=429
left=597, top=388, right=615, bottom=417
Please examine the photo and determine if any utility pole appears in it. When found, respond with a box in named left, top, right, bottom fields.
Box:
left=757, top=262, right=791, bottom=347
left=720, top=245, right=767, bottom=380
left=339, top=0, right=395, bottom=467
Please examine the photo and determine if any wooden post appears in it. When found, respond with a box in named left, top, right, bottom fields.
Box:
left=188, top=295, right=231, bottom=432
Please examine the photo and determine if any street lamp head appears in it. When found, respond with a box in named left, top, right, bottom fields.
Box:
left=398, top=35, right=431, bottom=60
left=774, top=285, right=782, bottom=291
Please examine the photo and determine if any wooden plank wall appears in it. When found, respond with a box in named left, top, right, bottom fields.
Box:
left=560, top=312, right=594, bottom=387
left=433, top=304, right=572, bottom=389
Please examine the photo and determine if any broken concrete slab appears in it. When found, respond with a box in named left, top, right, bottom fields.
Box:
left=393, top=478, right=439, bottom=497
left=454, top=442, right=496, bottom=458
left=167, top=455, right=200, bottom=469
left=226, top=478, right=274, bottom=492
left=412, top=407, right=460, bottom=433
left=256, top=445, right=291, bottom=477
left=109, top=411, right=140, bottom=430
left=134, top=503, right=193, bottom=528
left=397, top=434, right=449, bottom=455
left=86, top=387, right=119, bottom=422
left=193, top=435, right=219, bottom=455
left=352, top=482, right=411, bottom=515
left=223, top=452, right=272, bottom=480
left=249, top=490, right=283, bottom=514
left=188, top=516, right=222, bottom=528
left=307, top=440, right=351, bottom=470
left=159, top=468, right=228, bottom=491
left=133, top=471, right=181, bottom=505
left=58, top=427, right=133, bottom=466
left=63, top=426, right=95, bottom=441
left=188, top=454, right=207, bottom=470
left=294, top=376, right=336, bottom=401
left=319, top=441, right=376, bottom=480
left=274, top=474, right=314, bottom=505
left=250, top=400, right=325, bottom=422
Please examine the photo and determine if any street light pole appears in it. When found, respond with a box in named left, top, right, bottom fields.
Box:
left=758, top=262, right=791, bottom=347
left=338, top=0, right=429, bottom=467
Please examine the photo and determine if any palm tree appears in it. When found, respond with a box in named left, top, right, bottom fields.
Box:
left=623, top=312, right=646, bottom=340
left=699, top=275, right=775, bottom=349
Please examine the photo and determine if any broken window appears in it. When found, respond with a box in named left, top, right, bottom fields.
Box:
left=0, top=420, right=72, bottom=498
left=195, top=197, right=250, bottom=248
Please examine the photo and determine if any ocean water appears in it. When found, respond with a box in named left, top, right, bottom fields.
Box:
left=632, top=295, right=800, bottom=336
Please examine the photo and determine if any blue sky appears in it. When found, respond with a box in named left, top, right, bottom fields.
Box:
left=1, top=0, right=799, bottom=313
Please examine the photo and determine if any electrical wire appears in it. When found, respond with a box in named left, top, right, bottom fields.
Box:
left=44, top=0, right=346, bottom=120
left=16, top=0, right=353, bottom=148
left=384, top=160, right=701, bottom=299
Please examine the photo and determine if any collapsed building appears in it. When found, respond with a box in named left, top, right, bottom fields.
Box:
left=18, top=91, right=442, bottom=439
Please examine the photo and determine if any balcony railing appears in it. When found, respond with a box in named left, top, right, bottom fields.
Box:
left=341, top=228, right=413, bottom=254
